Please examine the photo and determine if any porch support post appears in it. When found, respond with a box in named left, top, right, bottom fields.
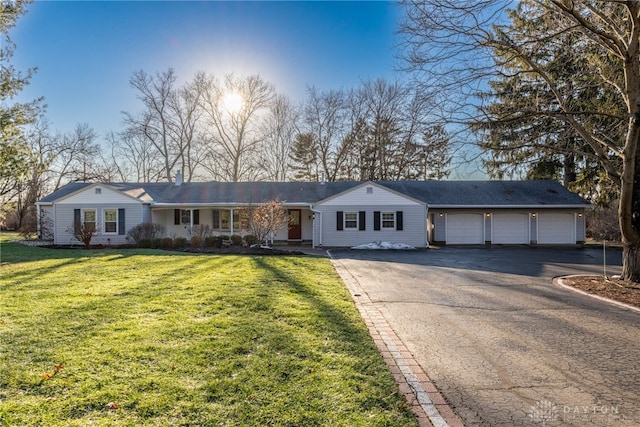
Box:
left=230, top=208, right=234, bottom=236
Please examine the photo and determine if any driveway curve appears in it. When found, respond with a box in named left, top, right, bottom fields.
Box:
left=330, top=247, right=640, bottom=426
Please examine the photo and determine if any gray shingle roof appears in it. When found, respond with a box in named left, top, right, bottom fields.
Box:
left=38, top=180, right=589, bottom=207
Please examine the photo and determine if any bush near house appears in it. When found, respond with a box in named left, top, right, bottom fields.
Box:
left=127, top=223, right=166, bottom=246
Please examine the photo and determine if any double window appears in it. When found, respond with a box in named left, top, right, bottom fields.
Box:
left=74, top=208, right=125, bottom=236
left=212, top=209, right=249, bottom=231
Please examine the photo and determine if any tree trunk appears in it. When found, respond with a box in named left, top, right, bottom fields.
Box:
left=622, top=242, right=640, bottom=282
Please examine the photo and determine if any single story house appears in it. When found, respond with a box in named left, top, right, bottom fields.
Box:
left=36, top=177, right=590, bottom=247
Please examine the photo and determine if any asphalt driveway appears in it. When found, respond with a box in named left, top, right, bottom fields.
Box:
left=330, top=247, right=640, bottom=426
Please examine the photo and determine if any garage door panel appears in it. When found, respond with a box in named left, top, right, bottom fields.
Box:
left=493, top=213, right=529, bottom=244
left=538, top=213, right=575, bottom=244
left=446, top=214, right=484, bottom=244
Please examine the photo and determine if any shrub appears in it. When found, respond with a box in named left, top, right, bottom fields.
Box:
left=230, top=235, right=242, bottom=246
left=244, top=234, right=258, bottom=246
left=204, top=236, right=217, bottom=247
left=191, top=236, right=203, bottom=248
left=127, top=223, right=166, bottom=246
left=161, top=237, right=174, bottom=249
left=174, top=237, right=188, bottom=249
left=191, top=224, right=212, bottom=239
left=139, top=239, right=152, bottom=248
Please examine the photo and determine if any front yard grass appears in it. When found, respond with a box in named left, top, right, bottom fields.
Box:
left=0, top=236, right=417, bottom=426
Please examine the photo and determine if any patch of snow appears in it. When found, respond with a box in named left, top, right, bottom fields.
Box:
left=350, top=241, right=417, bottom=250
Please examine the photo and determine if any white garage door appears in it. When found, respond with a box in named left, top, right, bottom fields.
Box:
left=492, top=213, right=530, bottom=244
left=446, top=213, right=484, bottom=244
left=538, top=213, right=576, bottom=244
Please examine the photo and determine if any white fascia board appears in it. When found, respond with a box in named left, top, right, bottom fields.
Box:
left=150, top=202, right=311, bottom=208
left=429, top=204, right=591, bottom=209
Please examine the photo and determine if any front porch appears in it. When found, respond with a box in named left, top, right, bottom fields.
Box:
left=151, top=206, right=315, bottom=243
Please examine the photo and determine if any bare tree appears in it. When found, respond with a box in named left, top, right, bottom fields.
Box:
left=200, top=74, right=275, bottom=182
left=257, top=94, right=300, bottom=181
left=302, top=86, right=349, bottom=182
left=248, top=198, right=289, bottom=246
left=48, top=123, right=100, bottom=190
left=123, top=68, right=207, bottom=182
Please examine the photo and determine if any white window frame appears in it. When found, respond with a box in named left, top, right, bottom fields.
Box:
left=381, top=212, right=396, bottom=229
left=212, top=209, right=231, bottom=230
left=180, top=209, right=191, bottom=225
left=344, top=212, right=358, bottom=229
left=103, top=208, right=118, bottom=234
left=82, top=209, right=97, bottom=232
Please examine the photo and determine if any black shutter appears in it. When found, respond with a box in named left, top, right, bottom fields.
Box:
left=74, top=209, right=81, bottom=234
left=174, top=209, right=180, bottom=225
left=193, top=209, right=200, bottom=225
left=359, top=211, right=366, bottom=231
left=336, top=211, right=344, bottom=231
left=118, top=208, right=125, bottom=235
left=396, top=211, right=403, bottom=231
left=374, top=211, right=381, bottom=231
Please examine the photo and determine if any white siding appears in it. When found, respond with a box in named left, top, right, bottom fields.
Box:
left=315, top=204, right=426, bottom=247
left=313, top=184, right=426, bottom=247
left=60, top=185, right=140, bottom=204
left=53, top=203, right=143, bottom=245
left=318, top=183, right=422, bottom=207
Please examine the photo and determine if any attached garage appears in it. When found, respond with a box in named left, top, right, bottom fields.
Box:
left=446, top=213, right=484, bottom=244
left=537, top=212, right=576, bottom=244
left=492, top=213, right=530, bottom=244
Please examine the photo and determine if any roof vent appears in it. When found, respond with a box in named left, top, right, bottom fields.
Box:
left=175, top=170, right=183, bottom=186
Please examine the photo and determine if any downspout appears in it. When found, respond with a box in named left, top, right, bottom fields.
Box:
left=425, top=205, right=430, bottom=247
left=310, top=206, right=322, bottom=248
left=36, top=203, right=41, bottom=239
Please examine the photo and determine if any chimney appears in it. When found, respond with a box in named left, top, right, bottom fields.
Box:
left=320, top=172, right=325, bottom=185
left=175, top=170, right=183, bottom=186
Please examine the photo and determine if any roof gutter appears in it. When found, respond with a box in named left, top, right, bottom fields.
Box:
left=428, top=204, right=591, bottom=209
left=150, top=202, right=311, bottom=208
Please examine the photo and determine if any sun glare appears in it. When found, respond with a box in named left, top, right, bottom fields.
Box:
left=222, top=92, right=244, bottom=113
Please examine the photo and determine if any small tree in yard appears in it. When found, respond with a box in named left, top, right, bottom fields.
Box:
left=66, top=222, right=96, bottom=248
left=248, top=198, right=289, bottom=246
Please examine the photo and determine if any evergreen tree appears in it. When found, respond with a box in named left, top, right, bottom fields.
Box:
left=0, top=0, right=42, bottom=199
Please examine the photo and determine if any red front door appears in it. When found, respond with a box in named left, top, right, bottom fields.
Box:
left=288, top=209, right=302, bottom=240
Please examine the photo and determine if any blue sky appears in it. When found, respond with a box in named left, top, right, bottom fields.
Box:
left=12, top=1, right=404, bottom=139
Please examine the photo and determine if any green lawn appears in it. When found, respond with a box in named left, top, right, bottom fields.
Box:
left=0, top=234, right=417, bottom=426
